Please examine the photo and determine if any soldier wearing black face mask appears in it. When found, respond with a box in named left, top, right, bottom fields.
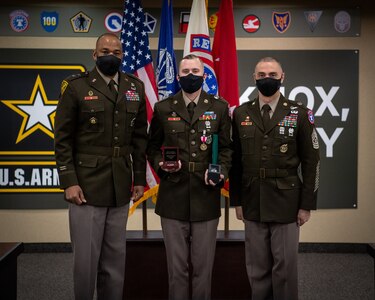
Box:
left=54, top=33, right=148, bottom=300
left=230, top=57, right=320, bottom=300
left=147, top=54, right=232, bottom=300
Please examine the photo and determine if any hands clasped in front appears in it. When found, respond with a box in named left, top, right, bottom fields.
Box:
left=159, top=160, right=224, bottom=186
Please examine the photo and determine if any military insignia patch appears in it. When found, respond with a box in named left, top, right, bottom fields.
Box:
left=41, top=11, right=59, bottom=32
left=304, top=11, right=322, bottom=32
left=280, top=144, right=288, bottom=153
left=9, top=10, right=29, bottom=33
left=70, top=11, right=92, bottom=33
left=60, top=80, right=68, bottom=95
left=288, top=128, right=294, bottom=137
left=334, top=11, right=351, bottom=33
left=242, top=14, right=260, bottom=34
left=168, top=117, right=181, bottom=121
left=312, top=128, right=319, bottom=149
left=89, top=117, right=98, bottom=124
left=307, top=110, right=315, bottom=124
left=272, top=11, right=291, bottom=33
left=241, top=116, right=251, bottom=125
left=314, top=161, right=320, bottom=192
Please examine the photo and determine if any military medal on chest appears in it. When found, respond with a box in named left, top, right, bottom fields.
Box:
left=205, top=120, right=211, bottom=131
left=200, top=130, right=208, bottom=151
left=200, top=143, right=208, bottom=151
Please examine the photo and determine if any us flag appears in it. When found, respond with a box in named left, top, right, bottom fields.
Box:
left=121, top=0, right=158, bottom=198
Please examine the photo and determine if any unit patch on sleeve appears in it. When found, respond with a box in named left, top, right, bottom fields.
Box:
left=308, top=110, right=315, bottom=124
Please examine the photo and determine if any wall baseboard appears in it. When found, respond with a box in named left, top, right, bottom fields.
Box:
left=20, top=230, right=373, bottom=254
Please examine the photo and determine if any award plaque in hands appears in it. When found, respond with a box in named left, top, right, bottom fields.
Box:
left=207, top=163, right=221, bottom=184
left=162, top=146, right=179, bottom=170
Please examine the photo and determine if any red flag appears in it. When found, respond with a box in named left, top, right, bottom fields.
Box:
left=212, top=0, right=239, bottom=114
left=212, top=0, right=239, bottom=194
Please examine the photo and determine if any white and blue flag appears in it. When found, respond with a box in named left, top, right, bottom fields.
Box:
left=156, top=0, right=180, bottom=100
left=183, top=0, right=218, bottom=95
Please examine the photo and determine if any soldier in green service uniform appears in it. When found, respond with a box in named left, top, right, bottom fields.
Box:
left=54, top=33, right=148, bottom=300
left=230, top=57, right=320, bottom=300
left=147, top=54, right=232, bottom=300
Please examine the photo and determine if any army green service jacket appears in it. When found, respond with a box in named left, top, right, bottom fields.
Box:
left=230, top=95, right=320, bottom=223
left=147, top=90, right=232, bottom=222
left=54, top=68, right=148, bottom=207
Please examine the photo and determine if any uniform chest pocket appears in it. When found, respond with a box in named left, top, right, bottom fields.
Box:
left=238, top=125, right=256, bottom=155
left=126, top=102, right=140, bottom=129
left=126, top=102, right=139, bottom=115
left=197, top=120, right=218, bottom=134
left=81, top=101, right=105, bottom=132
left=165, top=121, right=186, bottom=148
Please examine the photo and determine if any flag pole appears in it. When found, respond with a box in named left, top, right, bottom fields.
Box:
left=142, top=200, right=148, bottom=236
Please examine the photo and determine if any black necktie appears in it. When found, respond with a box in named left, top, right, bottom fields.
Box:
left=262, top=104, right=271, bottom=128
left=187, top=102, right=196, bottom=120
left=108, top=79, right=118, bottom=99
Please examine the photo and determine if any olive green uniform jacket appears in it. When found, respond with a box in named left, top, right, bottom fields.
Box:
left=230, top=95, right=320, bottom=223
left=54, top=68, right=148, bottom=207
left=147, top=90, right=232, bottom=222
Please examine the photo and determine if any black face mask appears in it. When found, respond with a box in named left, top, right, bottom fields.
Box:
left=256, top=77, right=282, bottom=97
left=179, top=73, right=204, bottom=94
left=96, top=55, right=121, bottom=77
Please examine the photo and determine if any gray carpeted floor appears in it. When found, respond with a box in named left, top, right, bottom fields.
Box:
left=18, top=252, right=374, bottom=300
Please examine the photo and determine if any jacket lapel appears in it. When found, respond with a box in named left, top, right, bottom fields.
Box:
left=88, top=68, right=116, bottom=103
left=247, top=98, right=263, bottom=130
left=169, top=91, right=190, bottom=123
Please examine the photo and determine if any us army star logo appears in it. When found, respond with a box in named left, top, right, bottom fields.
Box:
left=1, top=75, right=58, bottom=144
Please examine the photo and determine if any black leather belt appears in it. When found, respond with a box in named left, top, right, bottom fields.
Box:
left=181, top=162, right=208, bottom=172
left=245, top=168, right=298, bottom=179
left=76, top=145, right=132, bottom=158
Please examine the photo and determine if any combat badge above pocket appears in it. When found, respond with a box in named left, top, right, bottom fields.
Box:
left=198, top=119, right=218, bottom=133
